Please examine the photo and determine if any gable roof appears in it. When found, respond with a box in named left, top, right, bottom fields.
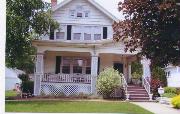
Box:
left=52, top=0, right=119, bottom=22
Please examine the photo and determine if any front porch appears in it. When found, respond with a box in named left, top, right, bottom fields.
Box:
left=34, top=51, right=137, bottom=96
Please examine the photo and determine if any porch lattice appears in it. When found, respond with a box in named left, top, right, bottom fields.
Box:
left=40, top=82, right=91, bottom=96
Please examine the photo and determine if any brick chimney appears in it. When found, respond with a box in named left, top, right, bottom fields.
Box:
left=51, top=0, right=57, bottom=8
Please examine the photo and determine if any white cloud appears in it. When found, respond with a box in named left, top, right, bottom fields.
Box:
left=44, top=0, right=124, bottom=20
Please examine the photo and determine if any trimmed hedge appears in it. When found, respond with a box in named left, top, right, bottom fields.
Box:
left=164, top=87, right=176, bottom=94
left=162, top=93, right=177, bottom=98
left=171, top=95, right=180, bottom=109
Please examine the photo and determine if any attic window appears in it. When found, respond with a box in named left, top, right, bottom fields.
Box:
left=77, top=12, right=83, bottom=17
left=70, top=10, right=75, bottom=17
left=84, top=11, right=90, bottom=17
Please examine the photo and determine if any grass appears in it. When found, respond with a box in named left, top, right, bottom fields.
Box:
left=5, top=90, right=18, bottom=97
left=5, top=101, right=153, bottom=114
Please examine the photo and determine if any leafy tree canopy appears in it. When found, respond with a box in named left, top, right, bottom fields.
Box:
left=113, top=0, right=180, bottom=67
left=6, top=0, right=59, bottom=73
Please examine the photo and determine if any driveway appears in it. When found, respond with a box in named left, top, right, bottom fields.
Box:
left=132, top=102, right=180, bottom=114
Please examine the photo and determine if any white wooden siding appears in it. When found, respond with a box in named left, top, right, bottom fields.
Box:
left=53, top=0, right=113, bottom=25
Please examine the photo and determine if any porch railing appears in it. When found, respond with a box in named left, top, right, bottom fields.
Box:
left=42, top=73, right=91, bottom=84
left=142, top=77, right=153, bottom=100
left=121, top=74, right=128, bottom=100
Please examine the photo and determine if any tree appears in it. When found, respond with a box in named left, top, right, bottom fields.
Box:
left=113, top=0, right=180, bottom=67
left=6, top=0, right=59, bottom=73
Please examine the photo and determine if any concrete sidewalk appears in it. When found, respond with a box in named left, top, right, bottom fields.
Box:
left=132, top=102, right=180, bottom=114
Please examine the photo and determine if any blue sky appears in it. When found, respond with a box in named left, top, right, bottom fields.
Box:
left=44, top=0, right=124, bottom=20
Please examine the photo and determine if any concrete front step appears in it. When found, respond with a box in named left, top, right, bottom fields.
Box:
left=127, top=88, right=146, bottom=91
left=129, top=100, right=155, bottom=102
left=127, top=87, right=144, bottom=89
left=130, top=94, right=149, bottom=97
left=130, top=97, right=150, bottom=100
left=128, top=91, right=147, bottom=94
left=128, top=90, right=147, bottom=93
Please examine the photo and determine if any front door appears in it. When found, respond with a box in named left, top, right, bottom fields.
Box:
left=113, top=63, right=123, bottom=74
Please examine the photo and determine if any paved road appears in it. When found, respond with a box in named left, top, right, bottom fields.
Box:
left=132, top=102, right=180, bottom=114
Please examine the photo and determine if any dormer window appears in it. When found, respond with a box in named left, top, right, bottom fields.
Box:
left=69, top=6, right=90, bottom=18
left=77, top=12, right=83, bottom=17
left=84, top=11, right=90, bottom=18
left=70, top=10, right=75, bottom=17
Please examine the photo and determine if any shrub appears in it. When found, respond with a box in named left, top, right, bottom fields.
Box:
left=171, top=95, right=180, bottom=109
left=21, top=81, right=34, bottom=93
left=164, top=87, right=176, bottom=94
left=176, top=88, right=180, bottom=95
left=162, top=93, right=177, bottom=98
left=19, top=74, right=34, bottom=94
left=151, top=79, right=161, bottom=98
left=97, top=67, right=122, bottom=98
left=151, top=66, right=167, bottom=86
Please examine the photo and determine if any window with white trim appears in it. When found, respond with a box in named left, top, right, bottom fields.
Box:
left=56, top=32, right=65, bottom=39
left=85, top=59, right=91, bottom=74
left=84, top=11, right=90, bottom=18
left=84, top=33, right=91, bottom=40
left=76, top=5, right=83, bottom=18
left=77, top=12, right=83, bottom=17
left=60, top=57, right=91, bottom=74
left=73, top=58, right=83, bottom=74
left=73, top=33, right=81, bottom=40
left=61, top=57, right=71, bottom=74
left=70, top=10, right=75, bottom=17
left=94, top=34, right=101, bottom=40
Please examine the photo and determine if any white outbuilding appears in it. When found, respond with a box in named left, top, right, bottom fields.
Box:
left=5, top=67, right=24, bottom=90
left=165, top=66, right=180, bottom=87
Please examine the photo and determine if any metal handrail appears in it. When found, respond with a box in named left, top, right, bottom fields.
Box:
left=142, top=77, right=152, bottom=100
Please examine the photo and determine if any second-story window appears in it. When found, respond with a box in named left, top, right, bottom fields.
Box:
left=94, top=27, right=101, bottom=40
left=73, top=33, right=81, bottom=40
left=84, top=33, right=91, bottom=40
left=56, top=32, right=64, bottom=39
left=94, top=34, right=101, bottom=40
left=84, top=26, right=91, bottom=40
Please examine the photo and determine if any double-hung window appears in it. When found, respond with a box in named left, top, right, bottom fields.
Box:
left=93, top=26, right=101, bottom=40
left=84, top=26, right=91, bottom=40
left=61, top=57, right=71, bottom=74
left=56, top=32, right=65, bottom=39
left=73, top=26, right=82, bottom=40
left=60, top=57, right=91, bottom=74
left=84, top=11, right=90, bottom=18
left=73, top=58, right=83, bottom=74
left=70, top=10, right=75, bottom=18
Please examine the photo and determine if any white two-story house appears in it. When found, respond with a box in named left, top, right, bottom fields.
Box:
left=32, top=0, right=152, bottom=100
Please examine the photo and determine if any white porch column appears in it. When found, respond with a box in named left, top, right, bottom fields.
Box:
left=34, top=53, right=44, bottom=96
left=141, top=57, right=151, bottom=80
left=128, top=64, right=132, bottom=83
left=90, top=54, right=99, bottom=94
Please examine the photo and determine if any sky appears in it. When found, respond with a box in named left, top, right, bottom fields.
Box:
left=44, top=0, right=124, bottom=20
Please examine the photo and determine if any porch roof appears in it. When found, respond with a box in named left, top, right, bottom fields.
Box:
left=32, top=39, right=114, bottom=48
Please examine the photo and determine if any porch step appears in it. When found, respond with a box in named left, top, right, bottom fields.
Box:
left=130, top=94, right=149, bottom=97
left=128, top=91, right=147, bottom=94
left=126, top=85, right=150, bottom=101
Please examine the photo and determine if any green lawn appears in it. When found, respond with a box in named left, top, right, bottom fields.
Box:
left=5, top=90, right=18, bottom=97
left=6, top=101, right=153, bottom=114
